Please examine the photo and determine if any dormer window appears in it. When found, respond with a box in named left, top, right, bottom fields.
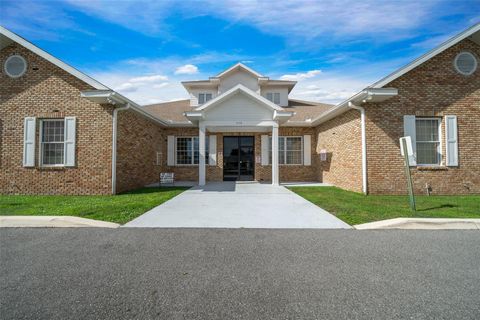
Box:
left=198, top=93, right=213, bottom=104
left=266, top=92, right=280, bottom=104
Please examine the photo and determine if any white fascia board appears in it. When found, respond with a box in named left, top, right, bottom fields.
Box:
left=1, top=26, right=109, bottom=90
left=311, top=88, right=398, bottom=126
left=371, top=23, right=480, bottom=88
left=283, top=120, right=313, bottom=127
left=81, top=90, right=173, bottom=127
left=194, top=84, right=284, bottom=112
left=216, top=62, right=264, bottom=78
left=273, top=110, right=295, bottom=122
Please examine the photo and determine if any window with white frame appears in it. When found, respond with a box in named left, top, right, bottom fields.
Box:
left=269, top=136, right=303, bottom=165
left=175, top=137, right=209, bottom=165
left=198, top=93, right=213, bottom=104
left=266, top=92, right=280, bottom=104
left=40, top=119, right=65, bottom=166
left=415, top=118, right=441, bottom=165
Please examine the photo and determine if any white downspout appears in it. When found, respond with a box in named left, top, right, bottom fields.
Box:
left=112, top=103, right=130, bottom=194
left=348, top=102, right=367, bottom=195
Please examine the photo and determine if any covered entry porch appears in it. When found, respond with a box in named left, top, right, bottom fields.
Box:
left=184, top=84, right=295, bottom=186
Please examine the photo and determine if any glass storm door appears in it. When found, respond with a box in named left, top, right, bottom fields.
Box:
left=223, top=136, right=254, bottom=181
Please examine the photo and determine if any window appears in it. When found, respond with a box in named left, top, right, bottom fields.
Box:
left=40, top=119, right=65, bottom=166
left=175, top=137, right=209, bottom=165
left=198, top=93, right=213, bottom=104
left=269, top=136, right=303, bottom=165
left=416, top=118, right=441, bottom=165
left=266, top=92, right=280, bottom=104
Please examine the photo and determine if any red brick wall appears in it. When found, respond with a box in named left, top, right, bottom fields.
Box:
left=366, top=38, right=480, bottom=194
left=115, top=109, right=166, bottom=193
left=315, top=110, right=363, bottom=192
left=0, top=43, right=113, bottom=195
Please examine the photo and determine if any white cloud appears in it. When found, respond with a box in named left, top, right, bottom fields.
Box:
left=130, top=75, right=168, bottom=83
left=288, top=72, right=372, bottom=104
left=111, top=73, right=171, bottom=96
left=280, top=70, right=321, bottom=81
left=174, top=64, right=199, bottom=75
left=62, top=0, right=439, bottom=43
left=153, top=82, right=169, bottom=89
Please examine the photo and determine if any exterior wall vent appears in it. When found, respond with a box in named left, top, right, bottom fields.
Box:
left=454, top=52, right=477, bottom=75
left=4, top=55, right=27, bottom=78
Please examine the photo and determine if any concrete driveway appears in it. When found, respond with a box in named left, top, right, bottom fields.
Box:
left=124, top=182, right=350, bottom=228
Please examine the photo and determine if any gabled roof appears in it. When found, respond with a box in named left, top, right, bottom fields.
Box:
left=371, top=22, right=480, bottom=88
left=194, top=84, right=285, bottom=112
left=312, top=22, right=480, bottom=126
left=216, top=62, right=264, bottom=78
left=0, top=25, right=109, bottom=90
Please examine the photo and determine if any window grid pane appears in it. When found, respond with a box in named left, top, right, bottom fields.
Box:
left=176, top=137, right=209, bottom=165
left=415, top=119, right=440, bottom=165
left=41, top=120, right=65, bottom=166
left=269, top=136, right=302, bottom=165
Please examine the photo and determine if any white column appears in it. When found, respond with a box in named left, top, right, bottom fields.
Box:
left=272, top=124, right=279, bottom=185
left=199, top=122, right=206, bottom=186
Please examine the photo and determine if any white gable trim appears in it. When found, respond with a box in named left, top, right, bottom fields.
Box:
left=193, top=84, right=284, bottom=112
left=372, top=23, right=480, bottom=88
left=216, top=63, right=263, bottom=78
left=0, top=26, right=109, bottom=90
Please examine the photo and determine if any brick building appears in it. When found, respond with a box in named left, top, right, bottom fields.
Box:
left=1, top=24, right=479, bottom=195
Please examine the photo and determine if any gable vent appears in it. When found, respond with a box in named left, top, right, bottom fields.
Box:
left=4, top=55, right=27, bottom=78
left=454, top=52, right=477, bottom=75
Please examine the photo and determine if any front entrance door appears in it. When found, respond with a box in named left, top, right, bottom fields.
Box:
left=223, top=136, right=254, bottom=181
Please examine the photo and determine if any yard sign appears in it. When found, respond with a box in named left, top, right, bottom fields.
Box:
left=400, top=137, right=416, bottom=212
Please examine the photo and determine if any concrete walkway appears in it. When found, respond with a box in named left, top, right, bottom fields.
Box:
left=124, top=182, right=351, bottom=229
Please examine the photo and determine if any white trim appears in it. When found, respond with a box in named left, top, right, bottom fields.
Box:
left=64, top=116, right=76, bottom=167
left=454, top=51, right=478, bottom=76
left=216, top=62, right=263, bottom=78
left=415, top=117, right=442, bottom=166
left=208, top=135, right=217, bottom=166
left=0, top=26, right=109, bottom=90
left=112, top=104, right=130, bottom=194
left=371, top=23, right=480, bottom=88
left=23, top=117, right=36, bottom=167
left=445, top=115, right=459, bottom=167
left=39, top=119, right=66, bottom=168
left=193, top=84, right=285, bottom=112
left=348, top=103, right=367, bottom=194
left=4, top=55, right=27, bottom=78
left=199, top=123, right=206, bottom=186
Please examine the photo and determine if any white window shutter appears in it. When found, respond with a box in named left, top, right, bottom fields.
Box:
left=167, top=136, right=175, bottom=166
left=209, top=135, right=217, bottom=165
left=23, top=117, right=36, bottom=167
left=261, top=135, right=269, bottom=165
left=303, top=135, right=311, bottom=166
left=403, top=115, right=416, bottom=166
left=445, top=115, right=458, bottom=166
left=64, top=117, right=76, bottom=167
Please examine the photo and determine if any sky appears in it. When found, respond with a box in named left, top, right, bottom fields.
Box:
left=2, top=0, right=479, bottom=105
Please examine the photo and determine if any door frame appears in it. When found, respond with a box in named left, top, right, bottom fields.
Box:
left=222, top=136, right=255, bottom=181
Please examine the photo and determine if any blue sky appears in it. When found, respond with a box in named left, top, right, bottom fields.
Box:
left=2, top=0, right=479, bottom=104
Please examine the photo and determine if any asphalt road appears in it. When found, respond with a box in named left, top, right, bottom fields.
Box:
left=1, top=229, right=479, bottom=320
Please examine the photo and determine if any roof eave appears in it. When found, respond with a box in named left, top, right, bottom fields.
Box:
left=310, top=88, right=398, bottom=126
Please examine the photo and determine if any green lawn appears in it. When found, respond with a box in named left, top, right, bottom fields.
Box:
left=0, top=187, right=188, bottom=224
left=289, top=186, right=480, bottom=225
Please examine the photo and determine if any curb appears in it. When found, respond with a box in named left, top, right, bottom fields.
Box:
left=0, top=216, right=120, bottom=228
left=354, top=218, right=480, bottom=230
